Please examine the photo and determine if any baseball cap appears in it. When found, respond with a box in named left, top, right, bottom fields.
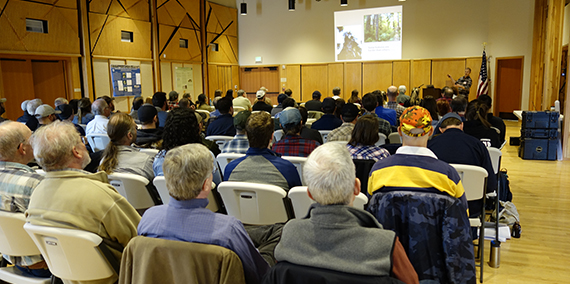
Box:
left=0, top=98, right=6, bottom=103
left=256, top=90, right=266, bottom=99
left=34, top=104, right=60, bottom=118
left=137, top=104, right=158, bottom=124
left=341, top=103, right=359, bottom=119
left=400, top=106, right=433, bottom=137
left=321, top=97, right=336, bottom=113
left=56, top=104, right=74, bottom=120
left=21, top=100, right=29, bottom=111
left=279, top=107, right=302, bottom=126
left=234, top=110, right=252, bottom=130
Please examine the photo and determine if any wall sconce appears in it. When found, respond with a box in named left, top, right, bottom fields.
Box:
left=289, top=0, right=295, bottom=11
left=241, top=2, right=247, bottom=15
left=341, top=0, right=348, bottom=6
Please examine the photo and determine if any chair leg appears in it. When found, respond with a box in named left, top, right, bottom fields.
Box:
left=479, top=213, right=485, bottom=282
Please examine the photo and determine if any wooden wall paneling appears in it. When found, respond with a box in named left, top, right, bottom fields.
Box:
left=89, top=0, right=148, bottom=21
left=232, top=65, right=239, bottom=91
left=286, top=65, right=301, bottom=102
left=542, top=0, right=565, bottom=109
left=259, top=67, right=279, bottom=96
left=208, top=64, right=218, bottom=97
left=90, top=15, right=152, bottom=58
left=159, top=26, right=201, bottom=62
left=345, top=62, right=362, bottom=101
left=465, top=57, right=482, bottom=102
left=157, top=0, right=198, bottom=26
left=0, top=59, right=35, bottom=120
left=411, top=60, right=431, bottom=92
left=207, top=34, right=238, bottom=64
left=302, top=65, right=327, bottom=103
left=240, top=67, right=261, bottom=94
left=32, top=60, right=68, bottom=108
left=529, top=0, right=547, bottom=111
left=392, top=61, right=410, bottom=89
left=362, top=62, right=392, bottom=93
left=207, top=2, right=237, bottom=37
left=70, top=57, right=82, bottom=99
left=0, top=2, right=80, bottom=54
left=431, top=59, right=465, bottom=89
left=327, top=63, right=343, bottom=101
left=160, top=61, right=172, bottom=92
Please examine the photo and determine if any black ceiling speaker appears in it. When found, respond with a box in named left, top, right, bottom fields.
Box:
left=241, top=2, right=247, bottom=15
left=289, top=0, right=295, bottom=11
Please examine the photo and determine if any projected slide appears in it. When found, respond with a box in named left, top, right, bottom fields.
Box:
left=334, top=6, right=402, bottom=61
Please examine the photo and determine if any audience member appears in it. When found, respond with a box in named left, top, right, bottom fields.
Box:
left=428, top=112, right=497, bottom=217
left=135, top=105, right=163, bottom=149
left=206, top=98, right=236, bottom=136
left=271, top=93, right=289, bottom=116
left=197, top=94, right=213, bottom=111
left=347, top=115, right=390, bottom=161
left=86, top=98, right=111, bottom=135
left=327, top=103, right=359, bottom=142
left=259, top=87, right=273, bottom=106
left=310, top=98, right=342, bottom=130
left=167, top=91, right=179, bottom=110
left=221, top=110, right=251, bottom=154
left=152, top=92, right=169, bottom=128
left=17, top=100, right=30, bottom=123
left=209, top=96, right=223, bottom=118
left=274, top=97, right=296, bottom=119
left=396, top=85, right=409, bottom=105
left=0, top=98, right=7, bottom=123
left=436, top=99, right=451, bottom=118
left=252, top=90, right=273, bottom=113
left=464, top=100, right=501, bottom=148
left=25, top=98, right=42, bottom=131
left=284, top=88, right=293, bottom=97
left=333, top=98, right=345, bottom=119
left=305, top=90, right=322, bottom=111
left=374, top=91, right=397, bottom=126
left=178, top=98, right=191, bottom=109
left=225, top=89, right=234, bottom=99
left=404, top=87, right=422, bottom=107
left=361, top=93, right=392, bottom=137
left=138, top=143, right=270, bottom=284
left=233, top=89, right=252, bottom=111
left=272, top=107, right=320, bottom=157
left=437, top=87, right=454, bottom=103
left=332, top=87, right=341, bottom=100
left=34, top=104, right=59, bottom=128
left=386, top=86, right=406, bottom=124
left=297, top=107, right=323, bottom=144
left=214, top=89, right=223, bottom=98
left=478, top=94, right=506, bottom=144
left=274, top=143, right=418, bottom=284
left=73, top=97, right=94, bottom=124
left=347, top=89, right=361, bottom=104
left=451, top=96, right=468, bottom=118
left=54, top=97, right=68, bottom=108
left=0, top=121, right=50, bottom=277
left=26, top=121, right=140, bottom=283
left=224, top=112, right=301, bottom=191
left=130, top=96, right=144, bottom=121
left=98, top=95, right=116, bottom=114
left=56, top=104, right=85, bottom=136
left=99, top=113, right=154, bottom=182
left=421, top=96, right=439, bottom=127
left=69, top=99, right=79, bottom=115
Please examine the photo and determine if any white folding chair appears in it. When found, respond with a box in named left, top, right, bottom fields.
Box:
left=281, top=156, right=307, bottom=185
left=217, top=181, right=289, bottom=225
left=216, top=153, right=246, bottom=175
left=107, top=173, right=154, bottom=209
left=24, top=223, right=117, bottom=282
left=388, top=132, right=401, bottom=144
left=137, top=148, right=159, bottom=156
left=78, top=124, right=87, bottom=133
left=86, top=134, right=111, bottom=152
left=233, top=106, right=246, bottom=115
left=274, top=129, right=284, bottom=142
left=451, top=164, right=488, bottom=283
left=375, top=133, right=387, bottom=147
left=0, top=212, right=50, bottom=284
left=487, top=147, right=503, bottom=243
left=152, top=176, right=219, bottom=212
left=318, top=130, right=331, bottom=143
left=307, top=111, right=324, bottom=119
left=205, top=135, right=234, bottom=149
left=35, top=169, right=46, bottom=176
left=288, top=186, right=368, bottom=219
left=305, top=118, right=317, bottom=127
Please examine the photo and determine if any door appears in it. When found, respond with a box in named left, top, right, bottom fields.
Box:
left=0, top=59, right=35, bottom=121
left=495, top=57, right=523, bottom=120
left=32, top=60, right=68, bottom=109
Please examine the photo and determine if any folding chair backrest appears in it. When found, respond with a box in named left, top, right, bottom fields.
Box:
left=288, top=186, right=368, bottom=219
left=388, top=132, right=401, bottom=144
left=280, top=156, right=307, bottom=185
left=318, top=130, right=331, bottom=143
left=450, top=164, right=488, bottom=201
left=375, top=133, right=387, bottom=147
left=153, top=176, right=219, bottom=212
left=274, top=129, right=284, bottom=142
left=487, top=147, right=502, bottom=174
left=86, top=134, right=111, bottom=152
left=0, top=212, right=41, bottom=256
left=23, top=223, right=115, bottom=281
left=216, top=153, right=246, bottom=175
left=205, top=135, right=234, bottom=149
left=308, top=111, right=324, bottom=119
left=107, top=173, right=154, bottom=209
left=217, top=182, right=288, bottom=225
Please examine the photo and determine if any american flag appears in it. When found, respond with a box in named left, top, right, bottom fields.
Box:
left=476, top=50, right=488, bottom=97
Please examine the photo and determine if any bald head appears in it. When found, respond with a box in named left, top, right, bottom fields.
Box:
left=387, top=86, right=398, bottom=101
left=0, top=121, right=34, bottom=163
left=92, top=99, right=110, bottom=117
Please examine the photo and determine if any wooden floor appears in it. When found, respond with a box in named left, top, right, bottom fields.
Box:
left=477, top=120, right=570, bottom=283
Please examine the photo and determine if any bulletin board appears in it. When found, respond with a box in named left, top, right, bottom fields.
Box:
left=110, top=65, right=142, bottom=97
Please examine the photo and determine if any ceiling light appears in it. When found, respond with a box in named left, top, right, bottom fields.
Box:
left=341, top=0, right=348, bottom=6
left=240, top=2, right=247, bottom=15
left=289, top=0, right=295, bottom=11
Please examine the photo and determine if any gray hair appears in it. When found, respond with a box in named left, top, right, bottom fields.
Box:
left=27, top=99, right=43, bottom=115
left=92, top=99, right=108, bottom=115
left=304, top=143, right=355, bottom=205
left=54, top=97, right=68, bottom=107
left=237, top=89, right=245, bottom=97
left=0, top=121, right=29, bottom=161
left=398, top=85, right=407, bottom=94
left=30, top=121, right=83, bottom=171
left=163, top=144, right=214, bottom=200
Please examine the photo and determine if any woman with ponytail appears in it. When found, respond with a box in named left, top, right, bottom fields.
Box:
left=463, top=100, right=501, bottom=148
left=73, top=98, right=94, bottom=124
left=99, top=113, right=155, bottom=182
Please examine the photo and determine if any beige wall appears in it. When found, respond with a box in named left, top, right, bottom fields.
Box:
left=564, top=4, right=570, bottom=46
left=237, top=0, right=535, bottom=109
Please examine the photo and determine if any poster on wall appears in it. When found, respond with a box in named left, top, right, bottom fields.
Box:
left=110, top=65, right=142, bottom=97
left=175, top=66, right=194, bottom=94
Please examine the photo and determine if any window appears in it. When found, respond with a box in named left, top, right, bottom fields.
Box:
left=121, top=31, right=133, bottom=42
left=26, top=19, right=48, bottom=34
left=179, top=38, right=188, bottom=48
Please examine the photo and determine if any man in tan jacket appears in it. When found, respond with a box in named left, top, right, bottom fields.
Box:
left=26, top=121, right=140, bottom=284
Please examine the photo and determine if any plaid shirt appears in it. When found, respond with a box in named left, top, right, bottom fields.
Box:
left=221, top=134, right=250, bottom=154
left=347, top=144, right=390, bottom=162
left=362, top=111, right=392, bottom=137
left=168, top=101, right=179, bottom=110
left=272, top=135, right=320, bottom=157
left=327, top=122, right=354, bottom=142
left=0, top=162, right=44, bottom=266
left=386, top=102, right=406, bottom=124
left=456, top=76, right=472, bottom=95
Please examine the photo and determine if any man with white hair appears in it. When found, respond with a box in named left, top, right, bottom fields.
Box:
left=233, top=89, right=252, bottom=111
left=54, top=97, right=68, bottom=108
left=0, top=121, right=50, bottom=277
left=396, top=85, right=409, bottom=105
left=25, top=98, right=42, bottom=131
left=86, top=98, right=111, bottom=135
left=274, top=143, right=418, bottom=284
left=26, top=121, right=140, bottom=284
left=17, top=100, right=31, bottom=123
left=138, top=143, right=270, bottom=284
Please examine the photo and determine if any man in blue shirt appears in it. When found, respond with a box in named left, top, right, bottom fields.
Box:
left=311, top=97, right=342, bottom=131
left=206, top=98, right=236, bottom=137
left=138, top=143, right=270, bottom=284
left=374, top=91, right=397, bottom=126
